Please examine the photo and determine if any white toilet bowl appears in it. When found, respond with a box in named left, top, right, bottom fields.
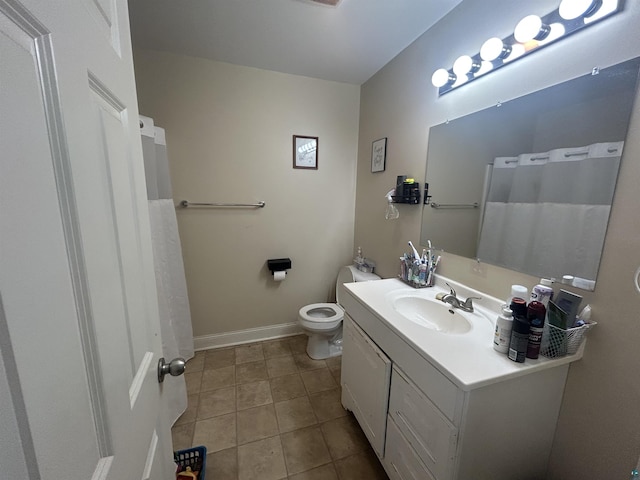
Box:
left=297, top=265, right=380, bottom=360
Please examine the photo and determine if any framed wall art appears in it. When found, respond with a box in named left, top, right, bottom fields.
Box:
left=293, top=135, right=319, bottom=169
left=371, top=137, right=387, bottom=173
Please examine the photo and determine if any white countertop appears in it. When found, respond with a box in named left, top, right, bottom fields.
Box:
left=343, top=276, right=583, bottom=391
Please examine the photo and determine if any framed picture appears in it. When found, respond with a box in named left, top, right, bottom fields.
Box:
left=293, top=135, right=319, bottom=169
left=371, top=137, right=387, bottom=173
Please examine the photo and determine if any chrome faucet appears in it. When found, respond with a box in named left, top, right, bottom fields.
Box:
left=440, top=283, right=481, bottom=313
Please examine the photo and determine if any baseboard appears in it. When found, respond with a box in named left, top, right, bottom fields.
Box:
left=194, top=322, right=303, bottom=351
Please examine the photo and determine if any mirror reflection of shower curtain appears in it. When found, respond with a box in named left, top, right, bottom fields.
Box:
left=141, top=115, right=194, bottom=425
left=477, top=142, right=623, bottom=281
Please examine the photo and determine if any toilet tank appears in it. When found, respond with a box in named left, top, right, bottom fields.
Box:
left=336, top=265, right=380, bottom=305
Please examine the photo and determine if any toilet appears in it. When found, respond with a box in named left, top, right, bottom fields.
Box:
left=297, top=265, right=380, bottom=359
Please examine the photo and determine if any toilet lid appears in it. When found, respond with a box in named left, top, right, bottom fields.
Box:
left=299, top=303, right=344, bottom=323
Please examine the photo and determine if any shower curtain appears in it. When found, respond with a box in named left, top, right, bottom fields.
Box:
left=140, top=115, right=194, bottom=425
left=477, top=141, right=623, bottom=282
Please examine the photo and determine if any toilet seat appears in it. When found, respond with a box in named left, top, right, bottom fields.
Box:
left=298, top=303, right=344, bottom=330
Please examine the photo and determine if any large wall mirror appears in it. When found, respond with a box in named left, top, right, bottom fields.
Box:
left=420, top=57, right=640, bottom=291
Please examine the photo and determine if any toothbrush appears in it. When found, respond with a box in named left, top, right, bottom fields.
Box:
left=408, top=241, right=420, bottom=262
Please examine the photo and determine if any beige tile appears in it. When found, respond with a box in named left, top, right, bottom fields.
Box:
left=262, top=339, right=292, bottom=358
left=235, top=344, right=265, bottom=364
left=205, top=347, right=236, bottom=369
left=237, top=436, right=287, bottom=480
left=201, top=365, right=236, bottom=392
left=274, top=396, right=317, bottom=433
left=175, top=394, right=200, bottom=426
left=288, top=462, right=338, bottom=480
left=193, top=413, right=237, bottom=453
left=185, top=371, right=203, bottom=395
left=309, top=388, right=347, bottom=422
left=270, top=374, right=307, bottom=402
left=320, top=415, right=369, bottom=460
left=197, top=386, right=236, bottom=420
left=334, top=451, right=388, bottom=480
left=237, top=404, right=279, bottom=445
left=237, top=380, right=273, bottom=411
left=171, top=422, right=194, bottom=451
left=280, top=425, right=331, bottom=475
left=330, top=367, right=341, bottom=385
left=266, top=355, right=298, bottom=378
left=294, top=353, right=327, bottom=372
left=325, top=355, right=341, bottom=371
left=236, top=361, right=268, bottom=384
left=186, top=351, right=205, bottom=373
left=300, top=368, right=337, bottom=394
left=205, top=447, right=238, bottom=480
left=326, top=357, right=341, bottom=384
left=288, top=335, right=308, bottom=354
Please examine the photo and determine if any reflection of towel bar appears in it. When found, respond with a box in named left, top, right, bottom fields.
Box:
left=564, top=151, right=589, bottom=157
left=179, top=200, right=266, bottom=208
left=430, top=202, right=478, bottom=209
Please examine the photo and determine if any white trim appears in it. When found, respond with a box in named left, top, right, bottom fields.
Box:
left=194, top=322, right=303, bottom=351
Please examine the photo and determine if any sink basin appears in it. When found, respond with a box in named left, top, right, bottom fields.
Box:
left=390, top=296, right=472, bottom=334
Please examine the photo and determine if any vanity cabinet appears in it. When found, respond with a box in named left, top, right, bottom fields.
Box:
left=388, top=367, right=458, bottom=480
left=341, top=314, right=391, bottom=458
left=341, top=287, right=571, bottom=480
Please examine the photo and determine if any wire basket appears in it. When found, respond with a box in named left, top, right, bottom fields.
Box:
left=174, top=445, right=207, bottom=479
left=540, top=322, right=596, bottom=358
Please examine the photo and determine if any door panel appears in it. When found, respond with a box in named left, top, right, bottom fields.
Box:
left=0, top=0, right=175, bottom=478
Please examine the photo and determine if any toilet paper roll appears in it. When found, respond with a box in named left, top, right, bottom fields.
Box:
left=273, top=271, right=286, bottom=282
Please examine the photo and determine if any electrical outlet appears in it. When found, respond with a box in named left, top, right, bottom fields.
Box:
left=470, top=259, right=487, bottom=277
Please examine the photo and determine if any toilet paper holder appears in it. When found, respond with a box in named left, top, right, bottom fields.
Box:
left=267, top=258, right=292, bottom=274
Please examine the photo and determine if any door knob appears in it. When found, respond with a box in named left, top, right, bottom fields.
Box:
left=157, top=357, right=186, bottom=383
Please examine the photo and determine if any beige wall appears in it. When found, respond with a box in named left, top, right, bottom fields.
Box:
left=356, top=1, right=640, bottom=478
left=133, top=50, right=360, bottom=338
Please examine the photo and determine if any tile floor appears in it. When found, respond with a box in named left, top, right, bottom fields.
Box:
left=173, top=334, right=389, bottom=480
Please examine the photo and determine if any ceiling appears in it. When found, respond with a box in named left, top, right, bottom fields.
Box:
left=128, top=0, right=463, bottom=85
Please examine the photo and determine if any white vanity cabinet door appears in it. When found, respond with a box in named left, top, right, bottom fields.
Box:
left=385, top=417, right=437, bottom=480
left=388, top=367, right=458, bottom=480
left=341, top=314, right=392, bottom=458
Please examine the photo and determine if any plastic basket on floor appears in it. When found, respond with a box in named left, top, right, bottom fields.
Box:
left=174, top=445, right=207, bottom=480
left=540, top=321, right=596, bottom=358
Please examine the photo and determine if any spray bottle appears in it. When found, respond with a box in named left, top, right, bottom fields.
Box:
left=385, top=190, right=399, bottom=220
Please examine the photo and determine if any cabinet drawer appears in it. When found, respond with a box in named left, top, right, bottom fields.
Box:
left=341, top=315, right=391, bottom=458
left=389, top=367, right=457, bottom=480
left=384, top=416, right=436, bottom=480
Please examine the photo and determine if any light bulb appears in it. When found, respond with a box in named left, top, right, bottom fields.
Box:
left=559, top=0, right=602, bottom=20
left=514, top=15, right=550, bottom=42
left=504, top=44, right=526, bottom=63
left=452, top=55, right=480, bottom=76
left=480, top=37, right=512, bottom=61
left=538, top=23, right=566, bottom=45
left=476, top=61, right=493, bottom=76
left=431, top=68, right=455, bottom=87
left=584, top=0, right=616, bottom=24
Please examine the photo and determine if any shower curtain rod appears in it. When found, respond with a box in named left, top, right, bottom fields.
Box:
left=179, top=200, right=266, bottom=208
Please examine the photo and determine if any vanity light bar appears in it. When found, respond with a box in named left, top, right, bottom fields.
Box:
left=431, top=0, right=621, bottom=95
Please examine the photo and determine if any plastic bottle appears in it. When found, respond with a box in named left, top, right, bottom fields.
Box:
left=530, top=278, right=554, bottom=307
left=526, top=301, right=547, bottom=359
left=510, top=297, right=527, bottom=319
left=509, top=285, right=528, bottom=304
left=508, top=316, right=530, bottom=363
left=493, top=306, right=514, bottom=353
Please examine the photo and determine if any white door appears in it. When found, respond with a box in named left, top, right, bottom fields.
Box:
left=0, top=0, right=177, bottom=479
